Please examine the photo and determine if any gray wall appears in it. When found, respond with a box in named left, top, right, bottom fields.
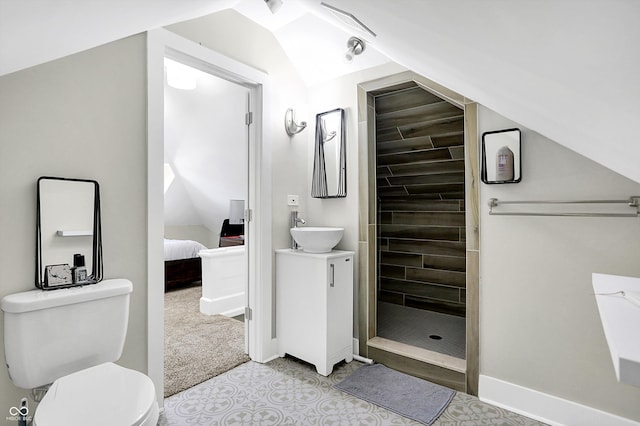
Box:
left=2, top=5, right=637, bottom=422
left=0, top=34, right=148, bottom=419
left=0, top=11, right=308, bottom=420
left=164, top=225, right=217, bottom=249
left=479, top=106, right=640, bottom=420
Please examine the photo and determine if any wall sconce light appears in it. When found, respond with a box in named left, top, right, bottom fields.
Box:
left=285, top=108, right=307, bottom=136
left=344, top=37, right=366, bottom=63
left=320, top=117, right=336, bottom=142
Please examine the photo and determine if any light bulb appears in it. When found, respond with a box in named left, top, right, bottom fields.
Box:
left=344, top=37, right=365, bottom=63
left=344, top=48, right=355, bottom=63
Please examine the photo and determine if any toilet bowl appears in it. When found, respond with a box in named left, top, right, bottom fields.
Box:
left=1, top=279, right=159, bottom=426
left=33, top=363, right=158, bottom=426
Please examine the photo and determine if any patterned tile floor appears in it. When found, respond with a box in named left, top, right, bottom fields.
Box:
left=159, top=357, right=546, bottom=425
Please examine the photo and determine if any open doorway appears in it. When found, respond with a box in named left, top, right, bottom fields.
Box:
left=162, top=57, right=250, bottom=397
left=358, top=71, right=480, bottom=395
left=148, top=28, right=274, bottom=411
left=374, top=83, right=466, bottom=360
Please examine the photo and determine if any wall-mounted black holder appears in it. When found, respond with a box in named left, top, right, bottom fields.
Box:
left=36, top=176, right=103, bottom=290
left=481, top=128, right=522, bottom=184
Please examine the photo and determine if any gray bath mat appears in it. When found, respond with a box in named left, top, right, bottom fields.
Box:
left=334, top=364, right=455, bottom=425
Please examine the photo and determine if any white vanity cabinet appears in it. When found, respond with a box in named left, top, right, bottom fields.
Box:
left=276, top=249, right=354, bottom=376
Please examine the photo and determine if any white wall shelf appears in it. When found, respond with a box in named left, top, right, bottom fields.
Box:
left=593, top=273, right=640, bottom=388
left=56, top=230, right=93, bottom=237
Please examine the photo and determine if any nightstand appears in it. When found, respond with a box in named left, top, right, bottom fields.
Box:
left=220, top=236, right=244, bottom=247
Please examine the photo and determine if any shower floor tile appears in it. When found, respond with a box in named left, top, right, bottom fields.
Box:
left=377, top=302, right=466, bottom=359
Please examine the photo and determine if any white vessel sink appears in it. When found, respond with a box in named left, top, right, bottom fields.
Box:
left=290, top=227, right=344, bottom=253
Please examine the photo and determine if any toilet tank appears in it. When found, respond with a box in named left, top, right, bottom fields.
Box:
left=1, top=279, right=133, bottom=389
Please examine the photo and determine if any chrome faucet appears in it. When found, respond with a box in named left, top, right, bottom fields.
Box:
left=290, top=211, right=306, bottom=249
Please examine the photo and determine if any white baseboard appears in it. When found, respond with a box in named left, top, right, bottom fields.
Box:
left=220, top=306, right=245, bottom=318
left=479, top=375, right=640, bottom=426
left=199, top=292, right=245, bottom=317
left=260, top=353, right=281, bottom=363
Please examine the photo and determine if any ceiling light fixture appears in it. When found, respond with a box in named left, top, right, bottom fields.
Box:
left=264, top=0, right=283, bottom=14
left=344, top=37, right=365, bottom=63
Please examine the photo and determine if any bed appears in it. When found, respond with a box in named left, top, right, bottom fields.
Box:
left=164, top=238, right=207, bottom=291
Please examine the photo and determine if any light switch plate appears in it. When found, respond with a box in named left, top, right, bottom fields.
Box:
left=287, top=195, right=299, bottom=206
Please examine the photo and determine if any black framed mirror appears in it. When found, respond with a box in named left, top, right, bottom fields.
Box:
left=481, top=128, right=522, bottom=184
left=36, top=177, right=103, bottom=289
left=312, top=108, right=346, bottom=198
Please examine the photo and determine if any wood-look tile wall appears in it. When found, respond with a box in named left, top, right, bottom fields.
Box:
left=375, top=85, right=466, bottom=317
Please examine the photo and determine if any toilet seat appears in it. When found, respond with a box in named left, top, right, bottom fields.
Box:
left=33, top=362, right=158, bottom=426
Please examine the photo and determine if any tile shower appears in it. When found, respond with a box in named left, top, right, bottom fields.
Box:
left=374, top=83, right=466, bottom=359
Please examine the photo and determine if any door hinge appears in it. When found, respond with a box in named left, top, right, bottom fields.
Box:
left=244, top=208, right=252, bottom=222
left=245, top=111, right=253, bottom=125
left=244, top=306, right=252, bottom=321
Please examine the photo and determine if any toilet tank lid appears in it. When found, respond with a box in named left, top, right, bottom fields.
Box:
left=0, top=279, right=133, bottom=314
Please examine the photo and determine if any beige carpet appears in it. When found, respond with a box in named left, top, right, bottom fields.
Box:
left=164, top=284, right=250, bottom=397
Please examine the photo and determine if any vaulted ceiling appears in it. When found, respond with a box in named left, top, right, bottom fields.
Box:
left=1, top=0, right=638, bottom=183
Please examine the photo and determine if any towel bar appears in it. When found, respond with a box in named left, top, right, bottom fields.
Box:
left=487, top=196, right=640, bottom=217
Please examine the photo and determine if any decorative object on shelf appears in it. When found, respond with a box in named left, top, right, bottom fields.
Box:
left=284, top=108, right=307, bottom=136
left=481, top=128, right=521, bottom=184
left=72, top=253, right=88, bottom=284
left=44, top=264, right=73, bottom=287
left=36, top=176, right=103, bottom=290
left=312, top=108, right=346, bottom=198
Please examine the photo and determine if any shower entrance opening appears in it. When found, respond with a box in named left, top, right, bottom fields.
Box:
left=358, top=72, right=479, bottom=395
left=376, top=83, right=466, bottom=359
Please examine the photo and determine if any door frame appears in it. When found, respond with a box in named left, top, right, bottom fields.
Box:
left=357, top=71, right=480, bottom=394
left=146, top=28, right=273, bottom=409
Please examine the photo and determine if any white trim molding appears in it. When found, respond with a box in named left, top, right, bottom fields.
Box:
left=147, top=27, right=275, bottom=409
left=479, top=375, right=640, bottom=426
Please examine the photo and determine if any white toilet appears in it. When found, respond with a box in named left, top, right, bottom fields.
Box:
left=1, top=279, right=159, bottom=426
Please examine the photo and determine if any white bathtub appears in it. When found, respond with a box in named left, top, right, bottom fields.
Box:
left=198, top=246, right=246, bottom=317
